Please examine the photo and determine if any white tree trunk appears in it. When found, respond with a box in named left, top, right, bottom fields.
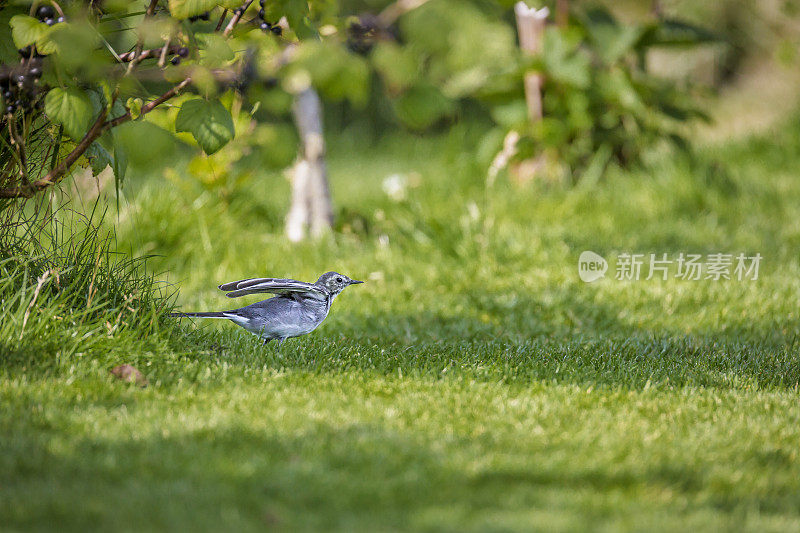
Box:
left=285, top=88, right=334, bottom=242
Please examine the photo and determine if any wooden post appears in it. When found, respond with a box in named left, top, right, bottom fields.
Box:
left=508, top=2, right=549, bottom=184
left=514, top=2, right=549, bottom=122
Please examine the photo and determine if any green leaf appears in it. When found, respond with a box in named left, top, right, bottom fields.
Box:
left=489, top=100, right=529, bottom=129
left=175, top=98, right=235, bottom=155
left=98, top=130, right=127, bottom=206
left=127, top=98, right=143, bottom=120
left=113, top=139, right=128, bottom=195
left=168, top=0, right=217, bottom=20
left=592, top=24, right=645, bottom=64
left=476, top=127, right=507, bottom=167
left=291, top=42, right=369, bottom=106
left=392, top=83, right=455, bottom=130
left=281, top=0, right=317, bottom=40
left=48, top=21, right=102, bottom=72
left=84, top=141, right=112, bottom=176
left=196, top=33, right=234, bottom=66
left=371, top=42, right=420, bottom=92
left=45, top=88, right=94, bottom=140
left=10, top=15, right=50, bottom=48
left=542, top=28, right=591, bottom=88
left=639, top=19, right=719, bottom=48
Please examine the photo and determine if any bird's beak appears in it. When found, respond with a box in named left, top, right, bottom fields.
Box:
left=349, top=279, right=364, bottom=285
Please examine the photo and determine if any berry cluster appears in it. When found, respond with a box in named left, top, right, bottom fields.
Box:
left=347, top=15, right=380, bottom=55
left=1, top=59, right=44, bottom=116
left=36, top=5, right=64, bottom=26
left=170, top=46, right=190, bottom=66
left=188, top=11, right=210, bottom=22
left=256, top=0, right=282, bottom=35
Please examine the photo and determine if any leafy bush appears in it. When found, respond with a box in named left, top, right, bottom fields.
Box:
left=0, top=0, right=714, bottom=201
left=356, top=2, right=713, bottom=182
left=0, top=0, right=375, bottom=200
left=480, top=6, right=713, bottom=181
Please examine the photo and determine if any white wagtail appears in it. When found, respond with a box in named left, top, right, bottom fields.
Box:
left=169, top=272, right=363, bottom=345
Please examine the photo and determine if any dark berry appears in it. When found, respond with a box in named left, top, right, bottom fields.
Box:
left=18, top=46, right=33, bottom=59
left=259, top=0, right=265, bottom=6
left=347, top=16, right=381, bottom=55
left=44, top=18, right=55, bottom=26
left=270, top=25, right=282, bottom=35
left=57, top=16, right=65, bottom=23
left=29, top=67, right=42, bottom=78
left=3, top=90, right=12, bottom=99
left=6, top=105, right=15, bottom=114
left=170, top=56, right=181, bottom=65
left=259, top=22, right=270, bottom=31
left=258, top=8, right=265, bottom=18
left=37, top=5, right=55, bottom=20
left=177, top=46, right=189, bottom=57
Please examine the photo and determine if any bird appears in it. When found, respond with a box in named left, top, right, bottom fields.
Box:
left=169, top=271, right=363, bottom=345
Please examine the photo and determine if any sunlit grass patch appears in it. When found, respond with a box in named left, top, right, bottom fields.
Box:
left=3, top=116, right=800, bottom=530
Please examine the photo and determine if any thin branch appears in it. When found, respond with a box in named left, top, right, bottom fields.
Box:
left=107, top=77, right=192, bottom=128
left=215, top=8, right=228, bottom=31
left=29, top=108, right=107, bottom=196
left=223, top=1, right=253, bottom=36
left=0, top=0, right=256, bottom=200
left=378, top=0, right=430, bottom=26
left=0, top=77, right=192, bottom=199
left=51, top=1, right=66, bottom=19
left=158, top=38, right=171, bottom=67
left=118, top=44, right=180, bottom=62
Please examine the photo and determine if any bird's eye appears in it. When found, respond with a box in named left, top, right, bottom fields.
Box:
left=336, top=277, right=343, bottom=283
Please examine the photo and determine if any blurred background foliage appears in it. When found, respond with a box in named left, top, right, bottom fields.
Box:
left=5, top=0, right=793, bottom=204
left=0, top=0, right=798, bottom=224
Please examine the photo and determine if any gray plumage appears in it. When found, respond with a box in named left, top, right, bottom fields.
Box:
left=169, top=271, right=363, bottom=345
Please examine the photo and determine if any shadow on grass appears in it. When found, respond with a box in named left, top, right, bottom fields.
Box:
left=2, top=420, right=783, bottom=531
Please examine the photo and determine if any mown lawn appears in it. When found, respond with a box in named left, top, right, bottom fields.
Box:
left=2, top=116, right=800, bottom=531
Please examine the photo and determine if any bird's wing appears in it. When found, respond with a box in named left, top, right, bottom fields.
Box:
left=218, top=277, right=327, bottom=300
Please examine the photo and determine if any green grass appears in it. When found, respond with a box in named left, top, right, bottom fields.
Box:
left=3, top=116, right=800, bottom=531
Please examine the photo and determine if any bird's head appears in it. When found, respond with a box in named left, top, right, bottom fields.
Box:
left=316, top=271, right=363, bottom=295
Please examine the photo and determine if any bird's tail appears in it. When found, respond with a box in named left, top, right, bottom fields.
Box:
left=169, top=311, right=228, bottom=319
